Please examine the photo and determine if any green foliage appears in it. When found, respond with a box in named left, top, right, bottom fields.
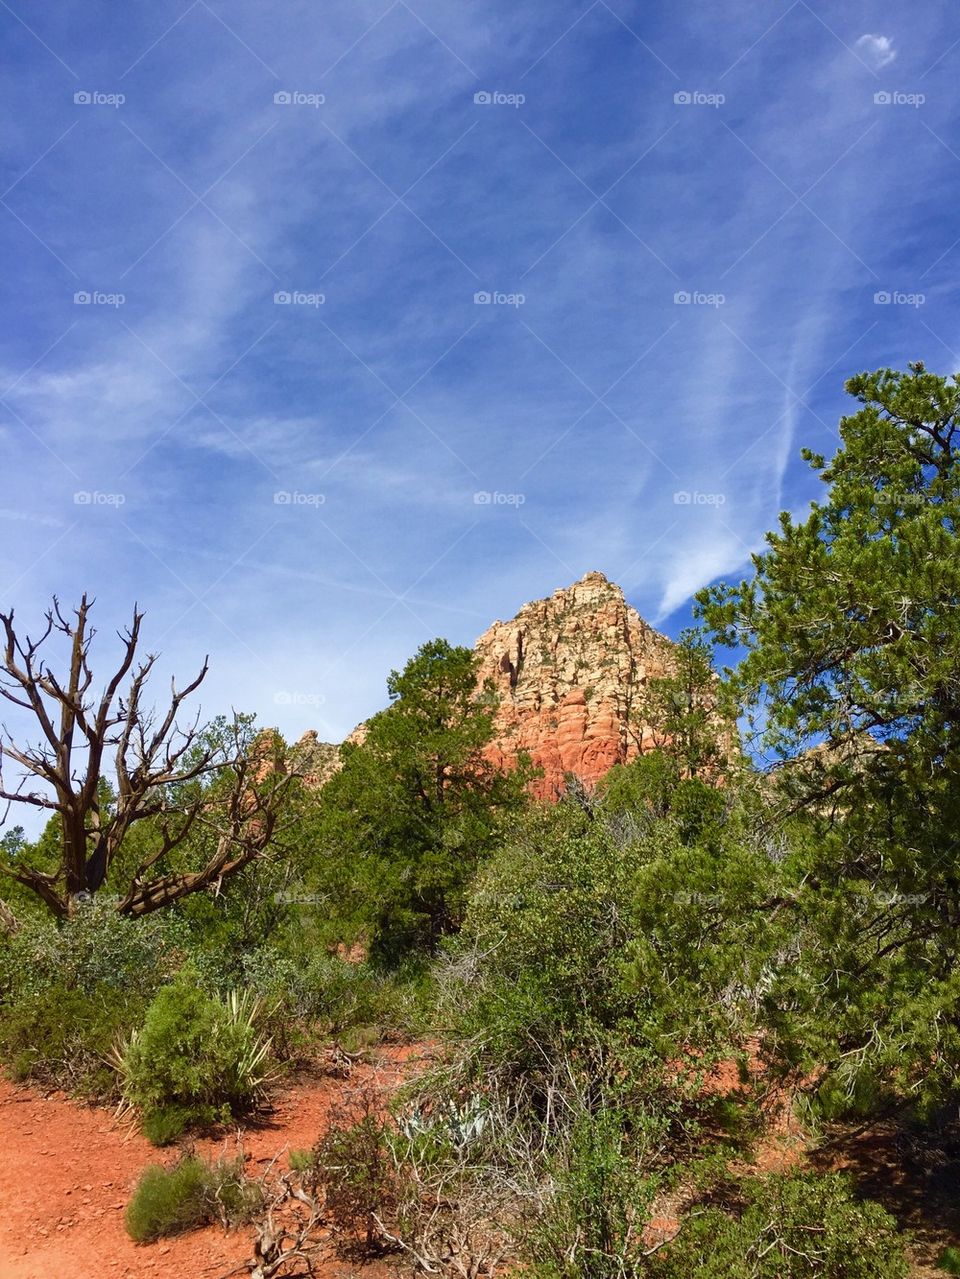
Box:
left=0, top=981, right=141, bottom=1097
left=599, top=751, right=736, bottom=847
left=630, top=628, right=738, bottom=780
left=450, top=784, right=778, bottom=1084
left=117, top=978, right=274, bottom=1143
left=313, top=1096, right=396, bottom=1253
left=235, top=945, right=433, bottom=1041
left=939, top=1246, right=960, bottom=1275
left=647, top=1172, right=908, bottom=1279
left=0, top=901, right=180, bottom=1096
left=0, top=898, right=181, bottom=1000
left=697, top=362, right=960, bottom=1113
left=288, top=1148, right=314, bottom=1173
left=125, top=1154, right=261, bottom=1242
left=523, top=1109, right=659, bottom=1279
left=308, top=638, right=531, bottom=963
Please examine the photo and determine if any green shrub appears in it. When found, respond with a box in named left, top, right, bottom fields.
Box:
left=125, top=1154, right=261, bottom=1242
left=288, top=1148, right=314, bottom=1173
left=217, top=945, right=434, bottom=1052
left=939, top=1246, right=960, bottom=1276
left=0, top=901, right=181, bottom=1095
left=314, top=1094, right=396, bottom=1253
left=0, top=900, right=184, bottom=1099
left=0, top=900, right=181, bottom=1001
left=0, top=981, right=145, bottom=1098
left=241, top=948, right=391, bottom=1031
left=523, top=1108, right=659, bottom=1279
left=116, top=978, right=274, bottom=1143
left=647, top=1172, right=908, bottom=1279
left=141, top=1103, right=227, bottom=1147
left=448, top=797, right=775, bottom=1090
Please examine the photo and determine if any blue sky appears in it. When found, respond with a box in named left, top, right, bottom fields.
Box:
left=1, top=0, right=958, bottom=758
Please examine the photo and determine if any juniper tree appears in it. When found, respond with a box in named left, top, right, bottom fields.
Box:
left=311, top=639, right=530, bottom=961
left=697, top=362, right=960, bottom=1109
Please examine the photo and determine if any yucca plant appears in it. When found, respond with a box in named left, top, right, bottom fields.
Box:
left=218, top=989, right=278, bottom=1102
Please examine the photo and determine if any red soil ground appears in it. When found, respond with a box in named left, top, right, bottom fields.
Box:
left=2, top=1042, right=955, bottom=1279
left=0, top=1045, right=429, bottom=1279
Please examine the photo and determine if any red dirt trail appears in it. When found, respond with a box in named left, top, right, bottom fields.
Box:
left=0, top=1046, right=426, bottom=1279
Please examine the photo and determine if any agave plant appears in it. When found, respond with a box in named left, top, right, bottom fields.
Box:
left=399, top=1094, right=490, bottom=1149
left=105, top=1026, right=139, bottom=1121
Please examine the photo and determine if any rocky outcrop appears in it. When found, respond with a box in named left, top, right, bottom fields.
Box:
left=474, top=571, right=677, bottom=798
left=290, top=730, right=342, bottom=787
left=294, top=572, right=681, bottom=800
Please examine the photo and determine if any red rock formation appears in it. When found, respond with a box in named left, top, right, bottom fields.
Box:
left=290, top=729, right=342, bottom=787
left=298, top=572, right=681, bottom=801
left=474, top=571, right=677, bottom=799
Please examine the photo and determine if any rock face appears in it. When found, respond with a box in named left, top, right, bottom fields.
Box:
left=290, top=730, right=342, bottom=787
left=474, top=571, right=677, bottom=799
left=293, top=572, right=680, bottom=801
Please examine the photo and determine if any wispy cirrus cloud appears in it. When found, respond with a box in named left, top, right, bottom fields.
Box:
left=1, top=0, right=959, bottom=786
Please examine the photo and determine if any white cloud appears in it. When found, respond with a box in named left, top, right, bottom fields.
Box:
left=855, top=33, right=897, bottom=70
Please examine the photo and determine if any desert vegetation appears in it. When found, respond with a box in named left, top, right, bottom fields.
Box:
left=2, top=363, right=959, bottom=1275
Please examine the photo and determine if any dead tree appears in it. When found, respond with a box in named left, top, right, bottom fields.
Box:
left=0, top=595, right=297, bottom=919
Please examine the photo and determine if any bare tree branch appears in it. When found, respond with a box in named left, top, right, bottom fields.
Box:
left=0, top=596, right=284, bottom=919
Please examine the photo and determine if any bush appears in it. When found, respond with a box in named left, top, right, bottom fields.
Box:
left=523, top=1108, right=659, bottom=1279
left=240, top=947, right=395, bottom=1033
left=0, top=899, right=182, bottom=1001
left=647, top=1172, right=909, bottom=1279
left=446, top=796, right=776, bottom=1091
left=117, top=978, right=274, bottom=1143
left=313, top=1090, right=396, bottom=1254
left=0, top=901, right=181, bottom=1095
left=0, top=981, right=145, bottom=1098
left=125, top=1154, right=261, bottom=1242
left=194, top=944, right=435, bottom=1058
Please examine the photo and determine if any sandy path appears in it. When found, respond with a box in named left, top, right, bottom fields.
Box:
left=0, top=1048, right=424, bottom=1279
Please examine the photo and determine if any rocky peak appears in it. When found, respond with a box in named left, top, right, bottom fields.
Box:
left=290, top=730, right=342, bottom=787
left=475, top=572, right=677, bottom=798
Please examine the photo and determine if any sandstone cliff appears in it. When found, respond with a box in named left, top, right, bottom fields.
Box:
left=294, top=571, right=680, bottom=799
left=474, top=571, right=677, bottom=798
left=290, top=730, right=341, bottom=787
